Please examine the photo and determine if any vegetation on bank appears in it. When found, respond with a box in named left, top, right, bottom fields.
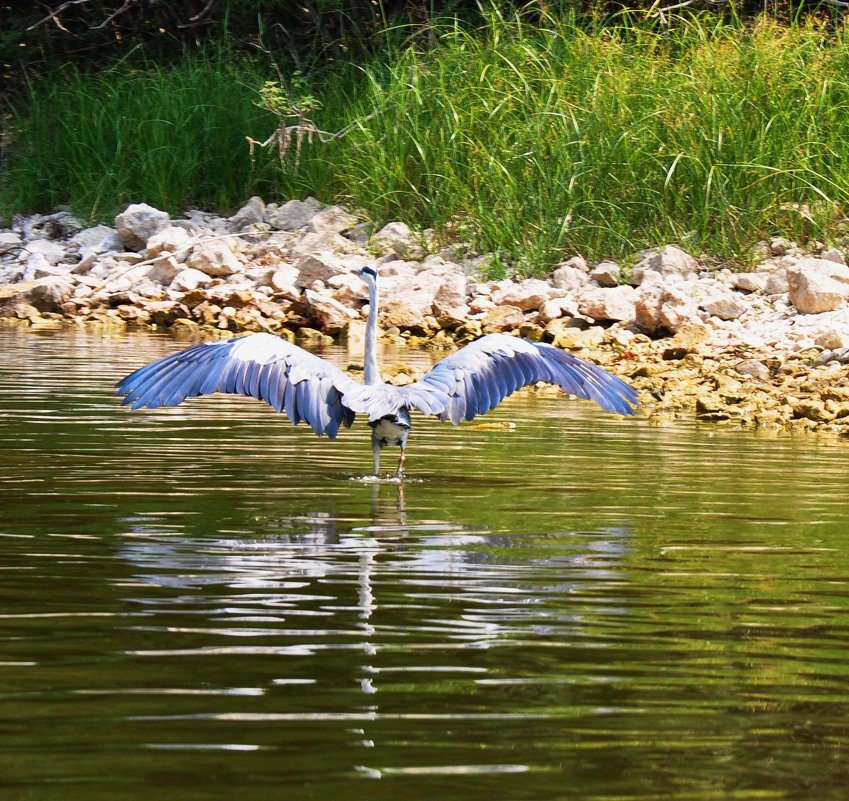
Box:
left=3, top=12, right=849, bottom=274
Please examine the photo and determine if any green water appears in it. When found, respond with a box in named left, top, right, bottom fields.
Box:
left=2, top=328, right=849, bottom=800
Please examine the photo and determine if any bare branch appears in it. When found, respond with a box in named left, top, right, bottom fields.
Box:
left=26, top=0, right=95, bottom=30
left=178, top=0, right=219, bottom=29
left=92, top=0, right=136, bottom=30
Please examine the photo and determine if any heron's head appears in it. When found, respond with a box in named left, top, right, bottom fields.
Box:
left=354, top=265, right=378, bottom=285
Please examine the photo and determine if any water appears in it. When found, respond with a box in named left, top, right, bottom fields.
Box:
left=2, top=328, right=849, bottom=800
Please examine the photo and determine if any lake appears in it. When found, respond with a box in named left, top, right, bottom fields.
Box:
left=2, top=327, right=849, bottom=800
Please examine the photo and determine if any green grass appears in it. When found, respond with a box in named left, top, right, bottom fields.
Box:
left=4, top=12, right=849, bottom=275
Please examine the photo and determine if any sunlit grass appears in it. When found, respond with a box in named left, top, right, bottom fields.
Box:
left=4, top=13, right=849, bottom=274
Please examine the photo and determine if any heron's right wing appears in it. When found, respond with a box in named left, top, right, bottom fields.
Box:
left=116, top=333, right=358, bottom=438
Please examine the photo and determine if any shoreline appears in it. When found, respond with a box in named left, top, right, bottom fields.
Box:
left=3, top=199, right=849, bottom=436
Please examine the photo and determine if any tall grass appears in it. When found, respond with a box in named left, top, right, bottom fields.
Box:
left=4, top=14, right=849, bottom=274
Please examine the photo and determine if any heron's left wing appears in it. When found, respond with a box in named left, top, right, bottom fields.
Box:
left=405, top=333, right=637, bottom=424
left=116, top=333, right=358, bottom=438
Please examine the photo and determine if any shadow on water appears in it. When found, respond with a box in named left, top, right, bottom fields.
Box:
left=4, top=328, right=849, bottom=800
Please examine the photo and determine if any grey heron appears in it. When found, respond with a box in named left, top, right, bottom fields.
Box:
left=116, top=266, right=638, bottom=476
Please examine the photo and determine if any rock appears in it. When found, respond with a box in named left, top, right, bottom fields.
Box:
left=786, top=258, right=849, bottom=314
left=295, top=252, right=365, bottom=286
left=327, top=271, right=368, bottom=304
left=630, top=245, right=698, bottom=285
left=432, top=272, right=469, bottom=317
left=733, top=272, right=768, bottom=293
left=820, top=247, right=846, bottom=265
left=0, top=232, right=22, bottom=255
left=270, top=266, right=300, bottom=298
left=1, top=275, right=75, bottom=313
left=145, top=225, right=193, bottom=258
left=371, top=222, right=424, bottom=259
left=793, top=400, right=833, bottom=422
left=770, top=236, right=794, bottom=256
left=491, top=278, right=553, bottom=312
left=551, top=265, right=586, bottom=292
left=299, top=289, right=358, bottom=332
left=186, top=240, right=242, bottom=276
left=734, top=359, right=771, bottom=380
left=537, top=296, right=578, bottom=324
left=577, top=285, right=636, bottom=322
left=764, top=270, right=789, bottom=295
left=268, top=197, right=323, bottom=230
left=290, top=231, right=358, bottom=260
left=229, top=196, right=266, bottom=230
left=170, top=268, right=213, bottom=292
left=306, top=206, right=358, bottom=235
left=814, top=330, right=848, bottom=350
left=481, top=305, right=524, bottom=334
left=635, top=273, right=700, bottom=334
left=589, top=260, right=621, bottom=287
left=23, top=239, right=67, bottom=265
left=700, top=292, right=748, bottom=320
left=115, top=203, right=170, bottom=250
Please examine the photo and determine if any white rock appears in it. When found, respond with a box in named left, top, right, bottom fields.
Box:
left=764, top=270, right=789, bottom=295
left=733, top=272, right=768, bottom=293
left=578, top=285, right=636, bottom=322
left=786, top=258, right=849, bottom=314
left=327, top=271, right=368, bottom=304
left=229, top=196, right=266, bottom=230
left=700, top=292, right=748, bottom=321
left=379, top=273, right=441, bottom=319
left=491, top=278, right=553, bottom=311
left=290, top=231, right=358, bottom=260
left=635, top=271, right=700, bottom=333
left=186, top=241, right=242, bottom=276
left=589, top=261, right=621, bottom=287
left=551, top=265, right=587, bottom=291
left=820, top=247, right=846, bottom=265
left=302, top=288, right=358, bottom=330
left=537, top=296, right=578, bottom=324
left=630, top=245, right=698, bottom=285
left=371, top=222, right=424, bottom=259
left=306, top=206, right=358, bottom=235
left=115, top=203, right=170, bottom=250
left=268, top=198, right=323, bottom=230
left=270, top=265, right=299, bottom=293
left=24, top=239, right=67, bottom=265
left=0, top=232, right=23, bottom=255
left=295, top=252, right=367, bottom=286
left=170, top=268, right=213, bottom=292
left=145, top=225, right=193, bottom=258
left=432, top=272, right=469, bottom=316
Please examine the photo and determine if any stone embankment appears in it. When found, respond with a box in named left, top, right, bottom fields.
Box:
left=3, top=198, right=849, bottom=433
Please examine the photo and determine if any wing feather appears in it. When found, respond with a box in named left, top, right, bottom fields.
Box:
left=406, top=333, right=637, bottom=424
left=116, top=333, right=359, bottom=439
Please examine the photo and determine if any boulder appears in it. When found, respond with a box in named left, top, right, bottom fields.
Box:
left=268, top=198, right=323, bottom=230
left=786, top=258, right=849, bottom=314
left=229, top=196, right=266, bottom=231
left=700, top=292, right=748, bottom=320
left=115, top=203, right=170, bottom=250
left=0, top=275, right=74, bottom=313
left=306, top=206, right=358, bottom=235
left=327, top=271, right=368, bottom=304
left=550, top=265, right=587, bottom=292
left=295, top=252, right=366, bottom=286
left=491, top=278, right=553, bottom=312
left=630, top=245, right=698, bottom=285
left=299, top=289, right=359, bottom=332
left=23, top=239, right=67, bottom=265
left=589, top=260, right=621, bottom=287
left=577, top=285, right=636, bottom=322
left=186, top=240, right=242, bottom=276
left=733, top=272, right=769, bottom=293
left=635, top=272, right=700, bottom=334
left=480, top=304, right=524, bottom=334
left=170, top=268, right=213, bottom=292
left=432, top=272, right=469, bottom=317
left=0, top=232, right=22, bottom=255
left=370, top=221, right=424, bottom=259
left=145, top=225, right=193, bottom=258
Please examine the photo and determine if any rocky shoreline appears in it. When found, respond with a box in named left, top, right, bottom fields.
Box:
left=3, top=198, right=849, bottom=434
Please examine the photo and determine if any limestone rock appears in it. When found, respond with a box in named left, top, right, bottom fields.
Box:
left=491, top=278, right=553, bottom=312
left=268, top=198, right=323, bottom=230
left=550, top=265, right=586, bottom=292
left=370, top=222, right=424, bottom=259
left=229, top=196, right=266, bottom=231
left=589, top=260, right=621, bottom=287
left=0, top=232, right=22, bottom=255
left=635, top=272, right=700, bottom=334
left=299, top=289, right=358, bottom=332
left=733, top=272, right=768, bottom=293
left=145, top=225, right=193, bottom=258
left=306, top=206, right=358, bottom=235
left=115, top=203, right=170, bottom=250
left=786, top=258, right=849, bottom=314
left=170, top=268, right=213, bottom=292
left=295, top=252, right=366, bottom=286
left=630, top=245, right=698, bottom=286
left=700, top=292, right=748, bottom=321
left=577, top=285, right=636, bottom=322
left=186, top=241, right=242, bottom=276
left=23, top=239, right=67, bottom=265
left=432, top=272, right=469, bottom=317
left=481, top=305, right=524, bottom=334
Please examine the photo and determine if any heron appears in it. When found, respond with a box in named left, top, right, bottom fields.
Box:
left=116, top=266, right=638, bottom=476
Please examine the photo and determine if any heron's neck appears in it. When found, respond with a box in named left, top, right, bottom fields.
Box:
left=364, top=279, right=381, bottom=385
